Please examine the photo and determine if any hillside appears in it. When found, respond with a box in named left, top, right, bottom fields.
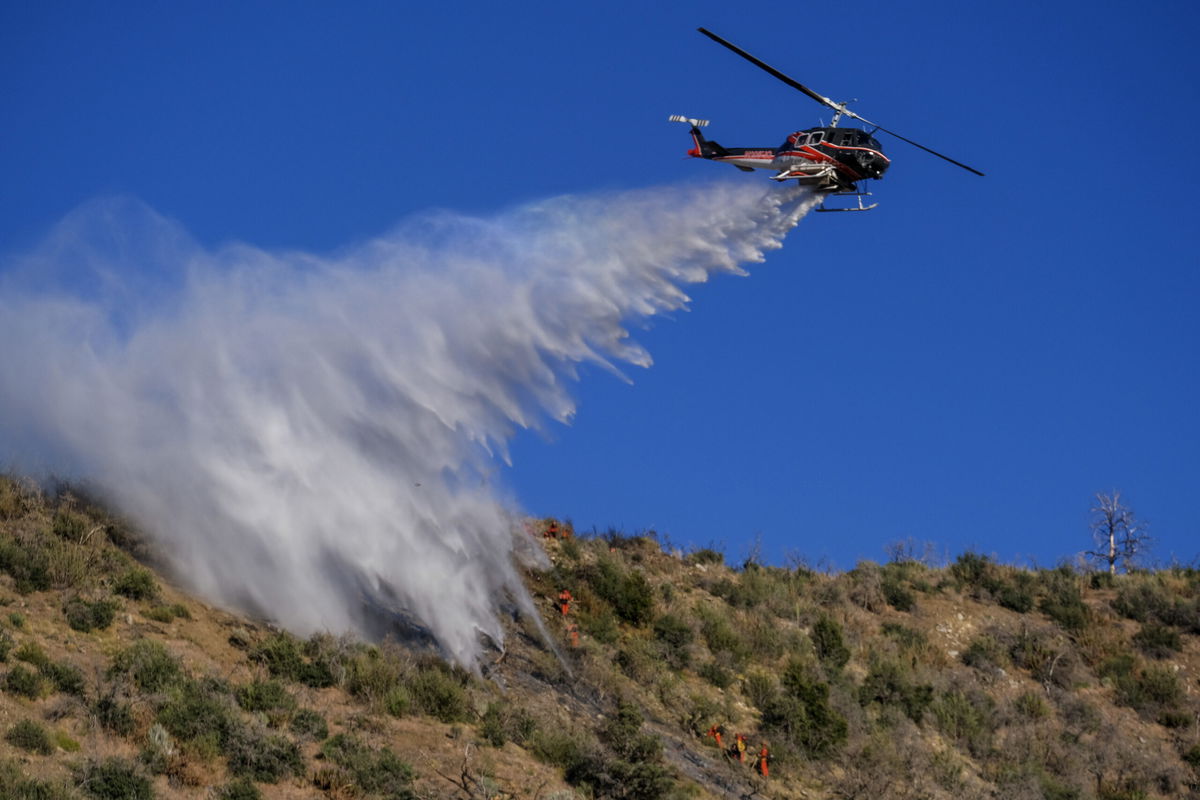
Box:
left=0, top=475, right=1198, bottom=800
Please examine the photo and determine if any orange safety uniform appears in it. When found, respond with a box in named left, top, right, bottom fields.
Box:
left=757, top=745, right=769, bottom=777
left=735, top=733, right=747, bottom=763
left=705, top=725, right=723, bottom=749
left=558, top=589, right=572, bottom=616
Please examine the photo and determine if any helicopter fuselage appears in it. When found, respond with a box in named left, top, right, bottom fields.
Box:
left=687, top=125, right=890, bottom=190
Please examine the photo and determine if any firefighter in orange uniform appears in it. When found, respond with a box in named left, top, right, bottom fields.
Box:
left=558, top=588, right=572, bottom=616
left=756, top=744, right=769, bottom=777
left=705, top=725, right=723, bottom=750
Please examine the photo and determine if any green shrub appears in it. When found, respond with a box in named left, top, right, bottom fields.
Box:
left=216, top=777, right=262, bottom=800
left=760, top=658, right=847, bottom=757
left=1115, top=663, right=1183, bottom=713
left=14, top=641, right=49, bottom=668
left=143, top=604, right=189, bottom=623
left=94, top=691, right=136, bottom=736
left=321, top=733, right=416, bottom=799
left=235, top=679, right=295, bottom=713
left=696, top=606, right=747, bottom=665
left=1157, top=709, right=1192, bottom=728
left=383, top=686, right=410, bottom=717
left=881, top=622, right=929, bottom=654
left=42, top=659, right=86, bottom=696
left=652, top=613, right=694, bottom=670
left=1009, top=629, right=1075, bottom=688
left=252, top=632, right=337, bottom=688
left=698, top=660, right=733, bottom=689
left=4, top=664, right=43, bottom=698
left=481, top=701, right=508, bottom=747
left=589, top=558, right=655, bottom=625
left=0, top=535, right=52, bottom=593
left=55, top=731, right=81, bottom=752
left=224, top=728, right=303, bottom=783
left=577, top=603, right=620, bottom=644
left=882, top=575, right=916, bottom=611
left=289, top=708, right=328, bottom=741
left=7, top=613, right=24, bottom=629
left=1111, top=580, right=1168, bottom=622
left=689, top=548, right=725, bottom=566
left=408, top=663, right=471, bottom=723
left=858, top=659, right=934, bottom=722
left=344, top=646, right=403, bottom=703
left=78, top=757, right=153, bottom=800
left=5, top=719, right=55, bottom=754
left=743, top=670, right=776, bottom=710
left=709, top=571, right=774, bottom=609
left=1038, top=568, right=1089, bottom=632
left=0, top=631, right=12, bottom=662
left=113, top=567, right=157, bottom=600
left=52, top=509, right=88, bottom=541
left=64, top=598, right=118, bottom=632
left=157, top=678, right=236, bottom=745
left=931, top=688, right=994, bottom=756
left=602, top=701, right=662, bottom=764
left=812, top=615, right=850, bottom=672
left=0, top=760, right=75, bottom=800
left=0, top=477, right=26, bottom=520
left=1182, top=743, right=1200, bottom=769
left=110, top=640, right=181, bottom=692
left=950, top=552, right=994, bottom=590
left=1132, top=622, right=1181, bottom=658
left=1013, top=691, right=1050, bottom=719
left=993, top=571, right=1038, bottom=613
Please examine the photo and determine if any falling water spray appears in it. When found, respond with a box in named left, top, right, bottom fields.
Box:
left=0, top=181, right=819, bottom=668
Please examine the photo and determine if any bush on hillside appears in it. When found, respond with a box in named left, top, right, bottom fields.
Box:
left=652, top=613, right=694, bottom=670
left=931, top=688, right=995, bottom=757
left=858, top=659, right=934, bottom=723
left=811, top=616, right=850, bottom=672
left=95, top=691, right=136, bottom=737
left=408, top=662, right=471, bottom=723
left=588, top=557, right=655, bottom=626
left=64, top=598, right=118, bottom=633
left=4, top=664, right=43, bottom=699
left=78, top=758, right=153, bottom=800
left=5, top=719, right=55, bottom=754
left=760, top=658, right=847, bottom=757
left=1038, top=567, right=1090, bottom=632
left=320, top=734, right=415, bottom=798
left=1132, top=622, right=1182, bottom=658
left=288, top=708, right=329, bottom=742
left=224, top=727, right=304, bottom=783
left=113, top=567, right=158, bottom=601
left=110, top=640, right=181, bottom=692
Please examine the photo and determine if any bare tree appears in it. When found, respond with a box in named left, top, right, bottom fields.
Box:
left=1087, top=491, right=1149, bottom=574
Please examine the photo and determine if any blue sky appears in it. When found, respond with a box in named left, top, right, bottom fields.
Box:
left=2, top=1, right=1197, bottom=569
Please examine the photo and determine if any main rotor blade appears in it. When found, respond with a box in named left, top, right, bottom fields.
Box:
left=697, top=27, right=833, bottom=110
left=697, top=27, right=985, bottom=177
left=871, top=123, right=985, bottom=176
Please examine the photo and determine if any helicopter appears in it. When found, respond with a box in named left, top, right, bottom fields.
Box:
left=671, top=27, right=983, bottom=212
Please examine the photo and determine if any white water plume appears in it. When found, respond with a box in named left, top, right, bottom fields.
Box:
left=0, top=181, right=818, bottom=667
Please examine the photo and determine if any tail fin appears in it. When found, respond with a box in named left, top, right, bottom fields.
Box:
left=667, top=114, right=728, bottom=158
